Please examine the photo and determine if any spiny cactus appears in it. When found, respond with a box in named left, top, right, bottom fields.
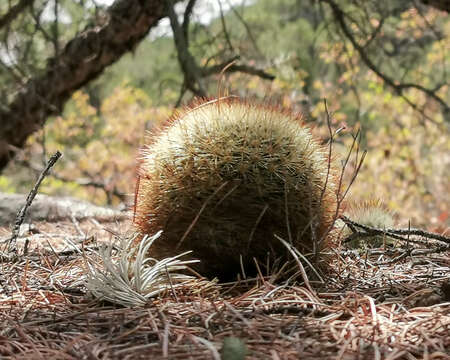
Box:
left=342, top=199, right=396, bottom=249
left=134, top=98, right=338, bottom=279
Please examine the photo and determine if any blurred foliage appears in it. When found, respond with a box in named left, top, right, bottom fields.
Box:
left=5, top=86, right=171, bottom=204
left=0, top=0, right=107, bottom=104
left=1, top=0, right=448, bottom=230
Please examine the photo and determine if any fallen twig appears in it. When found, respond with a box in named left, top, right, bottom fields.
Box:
left=341, top=215, right=450, bottom=245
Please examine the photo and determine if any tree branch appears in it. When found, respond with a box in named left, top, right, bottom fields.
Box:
left=0, top=0, right=179, bottom=172
left=9, top=151, right=62, bottom=253
left=419, top=0, right=450, bottom=12
left=17, top=158, right=127, bottom=204
left=363, top=17, right=385, bottom=50
left=322, top=0, right=449, bottom=118
left=202, top=58, right=275, bottom=80
left=168, top=1, right=274, bottom=105
left=227, top=0, right=263, bottom=58
left=218, top=0, right=234, bottom=53
left=0, top=0, right=34, bottom=29
left=166, top=0, right=206, bottom=97
left=341, top=215, right=450, bottom=245
left=182, top=0, right=197, bottom=46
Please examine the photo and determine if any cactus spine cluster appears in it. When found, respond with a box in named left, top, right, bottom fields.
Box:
left=342, top=199, right=395, bottom=249
left=135, top=98, right=338, bottom=279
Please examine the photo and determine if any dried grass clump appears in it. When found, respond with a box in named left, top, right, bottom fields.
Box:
left=85, top=231, right=201, bottom=307
left=135, top=98, right=338, bottom=279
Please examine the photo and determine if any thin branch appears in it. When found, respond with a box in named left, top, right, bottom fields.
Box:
left=8, top=150, right=62, bottom=253
left=168, top=2, right=274, bottom=105
left=322, top=0, right=449, bottom=116
left=182, top=0, right=197, bottom=46
left=0, top=0, right=178, bottom=172
left=166, top=0, right=206, bottom=97
left=227, top=0, right=263, bottom=58
left=217, top=0, right=234, bottom=53
left=419, top=0, right=450, bottom=12
left=53, top=0, right=60, bottom=57
left=0, top=0, right=34, bottom=29
left=201, top=57, right=275, bottom=80
left=363, top=16, right=385, bottom=49
left=29, top=1, right=53, bottom=43
left=336, top=129, right=367, bottom=205
left=341, top=216, right=450, bottom=245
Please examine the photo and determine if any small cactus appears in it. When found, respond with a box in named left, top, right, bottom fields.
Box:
left=342, top=199, right=395, bottom=249
left=134, top=98, right=338, bottom=279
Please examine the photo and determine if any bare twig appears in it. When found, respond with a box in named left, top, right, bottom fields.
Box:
left=16, top=158, right=127, bottom=203
left=341, top=215, right=450, bottom=245
left=322, top=0, right=449, bottom=119
left=227, top=0, right=263, bottom=57
left=8, top=150, right=62, bottom=253
left=217, top=0, right=234, bottom=53
left=202, top=60, right=275, bottom=80
left=318, top=99, right=334, bottom=209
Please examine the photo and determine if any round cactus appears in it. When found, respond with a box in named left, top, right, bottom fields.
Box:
left=341, top=199, right=395, bottom=249
left=134, top=98, right=338, bottom=279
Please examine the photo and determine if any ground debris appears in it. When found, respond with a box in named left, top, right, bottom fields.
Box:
left=0, top=220, right=449, bottom=359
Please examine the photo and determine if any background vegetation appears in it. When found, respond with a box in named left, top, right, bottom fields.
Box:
left=0, top=0, right=448, bottom=230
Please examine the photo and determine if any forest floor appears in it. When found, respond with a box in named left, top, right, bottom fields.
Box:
left=0, top=218, right=449, bottom=359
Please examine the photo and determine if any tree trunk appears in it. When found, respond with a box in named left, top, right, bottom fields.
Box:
left=0, top=192, right=127, bottom=227
left=0, top=0, right=174, bottom=173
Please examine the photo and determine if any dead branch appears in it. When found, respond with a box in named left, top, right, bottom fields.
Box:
left=16, top=158, right=128, bottom=203
left=341, top=215, right=450, bottom=245
left=202, top=60, right=275, bottom=80
left=217, top=0, right=234, bottom=53
left=8, top=150, right=62, bottom=253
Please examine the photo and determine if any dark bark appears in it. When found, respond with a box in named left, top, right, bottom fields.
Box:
left=201, top=60, right=275, bottom=80
left=420, top=0, right=450, bottom=12
left=166, top=0, right=207, bottom=97
left=0, top=0, right=34, bottom=29
left=167, top=0, right=274, bottom=104
left=0, top=0, right=175, bottom=173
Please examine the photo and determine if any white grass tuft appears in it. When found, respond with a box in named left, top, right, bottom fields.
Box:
left=85, top=231, right=199, bottom=307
